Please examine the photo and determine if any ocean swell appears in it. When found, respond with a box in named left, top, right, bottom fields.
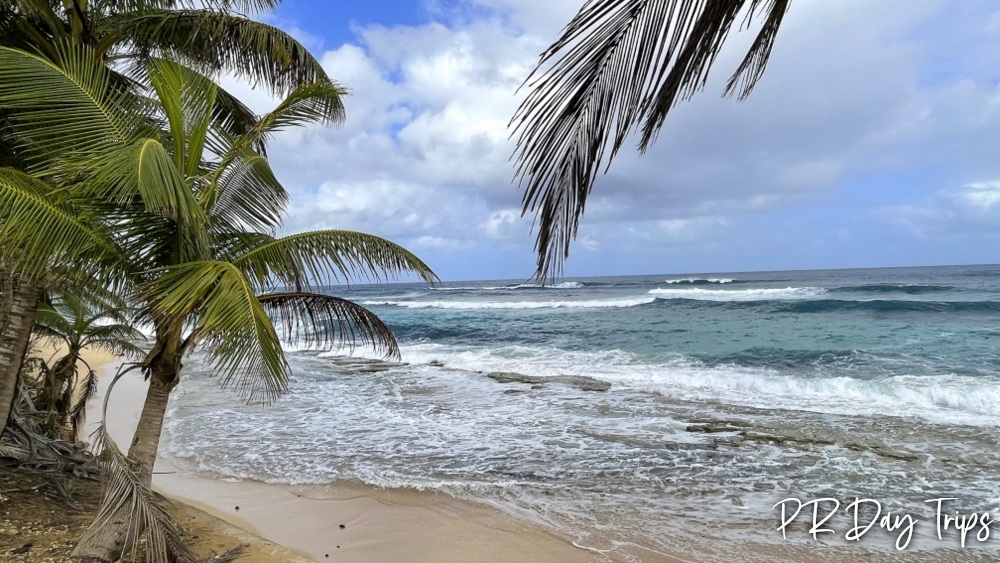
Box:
left=361, top=296, right=656, bottom=309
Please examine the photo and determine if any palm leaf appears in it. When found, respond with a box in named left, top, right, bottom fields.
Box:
left=146, top=56, right=219, bottom=175
left=230, top=230, right=439, bottom=291
left=143, top=260, right=288, bottom=403
left=511, top=0, right=791, bottom=278
left=0, top=43, right=147, bottom=165
left=0, top=167, right=125, bottom=280
left=84, top=324, right=147, bottom=359
left=204, top=146, right=287, bottom=233
left=259, top=292, right=400, bottom=360
left=82, top=137, right=212, bottom=261
left=102, top=9, right=330, bottom=95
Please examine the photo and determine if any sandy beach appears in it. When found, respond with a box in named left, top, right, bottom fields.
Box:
left=83, top=351, right=608, bottom=563
left=57, top=335, right=985, bottom=563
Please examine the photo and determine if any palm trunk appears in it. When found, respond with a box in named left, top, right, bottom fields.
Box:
left=71, top=354, right=180, bottom=562
left=0, top=268, right=40, bottom=439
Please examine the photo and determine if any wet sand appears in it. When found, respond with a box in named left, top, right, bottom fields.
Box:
left=85, top=354, right=605, bottom=562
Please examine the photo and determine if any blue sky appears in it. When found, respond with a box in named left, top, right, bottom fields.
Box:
left=232, top=0, right=1000, bottom=281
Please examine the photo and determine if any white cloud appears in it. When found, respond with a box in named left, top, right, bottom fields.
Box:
left=225, top=0, right=1000, bottom=277
left=886, top=181, right=1000, bottom=237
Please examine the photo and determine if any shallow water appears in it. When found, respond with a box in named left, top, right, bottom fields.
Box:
left=163, top=264, right=1000, bottom=559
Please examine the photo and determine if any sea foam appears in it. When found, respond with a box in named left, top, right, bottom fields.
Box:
left=664, top=277, right=735, bottom=284
left=361, top=296, right=655, bottom=309
left=391, top=343, right=1000, bottom=426
left=648, top=286, right=825, bottom=301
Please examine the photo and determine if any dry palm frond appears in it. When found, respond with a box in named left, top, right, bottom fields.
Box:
left=511, top=0, right=792, bottom=279
left=89, top=365, right=197, bottom=563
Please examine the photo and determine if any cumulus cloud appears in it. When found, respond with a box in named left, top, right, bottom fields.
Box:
left=887, top=181, right=1000, bottom=237
left=228, top=0, right=1000, bottom=277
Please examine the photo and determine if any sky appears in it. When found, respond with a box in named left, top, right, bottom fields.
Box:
left=226, top=0, right=1000, bottom=281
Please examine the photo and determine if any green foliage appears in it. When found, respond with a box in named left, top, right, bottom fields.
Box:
left=26, top=292, right=145, bottom=440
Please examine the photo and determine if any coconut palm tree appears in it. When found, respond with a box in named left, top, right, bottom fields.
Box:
left=0, top=0, right=342, bottom=441
left=28, top=292, right=145, bottom=441
left=511, top=0, right=792, bottom=278
left=0, top=43, right=438, bottom=561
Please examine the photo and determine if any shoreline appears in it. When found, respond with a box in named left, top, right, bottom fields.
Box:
left=86, top=352, right=606, bottom=562
left=70, top=345, right=992, bottom=563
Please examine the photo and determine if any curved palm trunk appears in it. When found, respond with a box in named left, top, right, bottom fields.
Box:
left=0, top=268, right=40, bottom=439
left=71, top=353, right=180, bottom=562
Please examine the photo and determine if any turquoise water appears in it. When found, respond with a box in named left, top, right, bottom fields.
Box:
left=165, top=264, right=1000, bottom=559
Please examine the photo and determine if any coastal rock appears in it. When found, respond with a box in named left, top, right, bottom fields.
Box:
left=486, top=372, right=611, bottom=392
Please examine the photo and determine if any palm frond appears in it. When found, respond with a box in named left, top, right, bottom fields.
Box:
left=0, top=167, right=125, bottom=280
left=259, top=292, right=400, bottom=360
left=103, top=9, right=330, bottom=95
left=82, top=137, right=211, bottom=261
left=0, top=43, right=146, bottom=164
left=85, top=324, right=147, bottom=360
left=205, top=146, right=287, bottom=233
left=89, top=369, right=196, bottom=563
left=210, top=79, right=265, bottom=154
left=233, top=80, right=346, bottom=145
left=511, top=0, right=791, bottom=278
left=143, top=260, right=288, bottom=403
left=146, top=56, right=219, bottom=176
left=33, top=302, right=75, bottom=340
left=230, top=230, right=439, bottom=291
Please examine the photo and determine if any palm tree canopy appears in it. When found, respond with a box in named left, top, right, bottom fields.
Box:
left=511, top=0, right=791, bottom=279
left=0, top=0, right=327, bottom=96
left=0, top=44, right=438, bottom=404
left=33, top=292, right=146, bottom=360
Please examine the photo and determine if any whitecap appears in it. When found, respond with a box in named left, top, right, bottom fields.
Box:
left=664, top=278, right=735, bottom=284
left=360, top=297, right=656, bottom=310
left=649, top=286, right=824, bottom=301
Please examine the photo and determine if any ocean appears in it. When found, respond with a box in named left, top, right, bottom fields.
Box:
left=163, top=264, right=1000, bottom=559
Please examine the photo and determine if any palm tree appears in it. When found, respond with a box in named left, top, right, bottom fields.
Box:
left=29, top=292, right=145, bottom=441
left=511, top=0, right=792, bottom=278
left=0, top=43, right=437, bottom=561
left=0, top=0, right=343, bottom=440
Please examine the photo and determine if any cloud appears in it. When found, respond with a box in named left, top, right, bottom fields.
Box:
left=227, top=0, right=1000, bottom=278
left=887, top=181, right=1000, bottom=238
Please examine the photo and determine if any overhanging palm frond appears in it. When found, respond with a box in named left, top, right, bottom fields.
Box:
left=0, top=43, right=146, bottom=164
left=0, top=167, right=124, bottom=279
left=511, top=0, right=791, bottom=278
left=259, top=292, right=400, bottom=360
left=104, top=10, right=330, bottom=95
left=230, top=230, right=439, bottom=291
left=143, top=260, right=288, bottom=403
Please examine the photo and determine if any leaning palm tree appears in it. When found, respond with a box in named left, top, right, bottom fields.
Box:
left=511, top=0, right=792, bottom=278
left=29, top=292, right=145, bottom=441
left=0, top=43, right=437, bottom=562
left=0, top=0, right=342, bottom=440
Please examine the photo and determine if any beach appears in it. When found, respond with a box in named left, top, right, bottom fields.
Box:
left=158, top=266, right=1000, bottom=561
left=51, top=265, right=998, bottom=562
left=86, top=352, right=606, bottom=563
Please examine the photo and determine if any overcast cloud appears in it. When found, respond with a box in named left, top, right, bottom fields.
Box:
left=229, top=0, right=1000, bottom=280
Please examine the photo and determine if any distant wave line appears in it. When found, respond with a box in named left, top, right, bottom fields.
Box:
left=361, top=297, right=655, bottom=309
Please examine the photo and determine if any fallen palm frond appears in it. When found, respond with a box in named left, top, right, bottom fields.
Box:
left=85, top=364, right=248, bottom=563
left=86, top=364, right=196, bottom=563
